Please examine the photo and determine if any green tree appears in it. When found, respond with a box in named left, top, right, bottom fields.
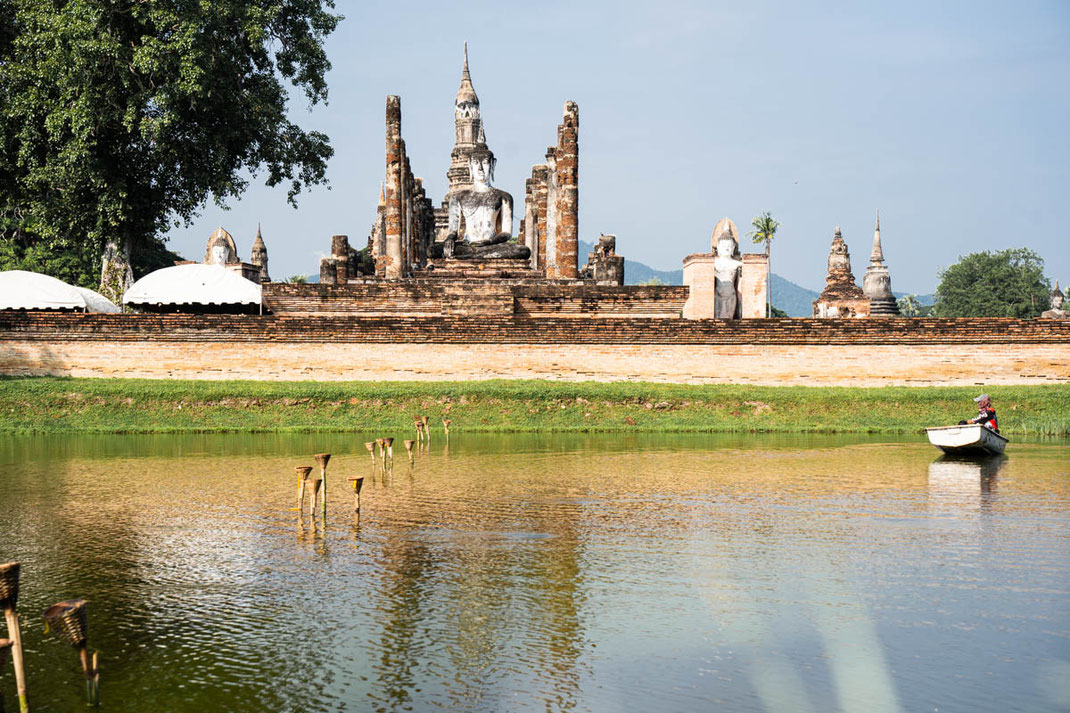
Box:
left=934, top=248, right=1049, bottom=318
left=747, top=211, right=780, bottom=318
left=767, top=304, right=788, bottom=318
left=285, top=274, right=308, bottom=284
left=0, top=0, right=340, bottom=289
left=897, top=294, right=921, bottom=317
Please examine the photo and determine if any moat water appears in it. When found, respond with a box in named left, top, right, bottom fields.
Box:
left=1, top=433, right=1068, bottom=713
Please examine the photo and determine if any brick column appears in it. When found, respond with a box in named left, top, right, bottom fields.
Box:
left=552, top=101, right=579, bottom=279
left=382, top=96, right=404, bottom=279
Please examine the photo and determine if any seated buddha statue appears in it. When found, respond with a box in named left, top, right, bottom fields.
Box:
left=434, top=152, right=530, bottom=260
left=1041, top=282, right=1067, bottom=319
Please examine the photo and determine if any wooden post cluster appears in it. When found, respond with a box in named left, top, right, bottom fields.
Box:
left=42, top=599, right=98, bottom=707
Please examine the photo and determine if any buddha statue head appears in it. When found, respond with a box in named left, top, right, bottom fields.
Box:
left=1052, top=282, right=1064, bottom=311
left=711, top=217, right=740, bottom=259
left=468, top=150, right=495, bottom=188
left=204, top=226, right=238, bottom=265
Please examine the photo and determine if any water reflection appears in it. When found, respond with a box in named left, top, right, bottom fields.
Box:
left=0, top=434, right=1067, bottom=713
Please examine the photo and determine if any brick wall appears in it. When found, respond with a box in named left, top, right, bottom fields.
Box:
left=0, top=313, right=1067, bottom=385
left=263, top=282, right=688, bottom=319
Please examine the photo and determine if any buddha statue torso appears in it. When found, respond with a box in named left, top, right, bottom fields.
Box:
left=713, top=234, right=743, bottom=319
left=439, top=154, right=529, bottom=260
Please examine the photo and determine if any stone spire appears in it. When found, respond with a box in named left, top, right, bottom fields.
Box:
left=446, top=43, right=493, bottom=196
left=862, top=211, right=900, bottom=316
left=251, top=223, right=270, bottom=283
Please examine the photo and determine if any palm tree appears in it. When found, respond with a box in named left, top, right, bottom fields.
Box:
left=897, top=294, right=921, bottom=317
left=747, top=211, right=780, bottom=318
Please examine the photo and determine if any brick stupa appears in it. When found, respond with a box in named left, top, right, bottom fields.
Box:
left=813, top=227, right=870, bottom=318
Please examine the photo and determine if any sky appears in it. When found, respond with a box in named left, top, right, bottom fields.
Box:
left=168, top=0, right=1070, bottom=294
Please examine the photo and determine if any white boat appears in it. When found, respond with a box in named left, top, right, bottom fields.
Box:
left=925, top=424, right=1008, bottom=456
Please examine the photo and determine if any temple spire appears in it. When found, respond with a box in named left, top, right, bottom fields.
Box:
left=870, top=210, right=885, bottom=263
left=456, top=42, right=478, bottom=106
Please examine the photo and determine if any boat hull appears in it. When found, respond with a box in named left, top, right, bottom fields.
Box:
left=925, top=424, right=1008, bottom=456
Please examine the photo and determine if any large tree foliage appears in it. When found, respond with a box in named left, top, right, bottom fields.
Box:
left=0, top=0, right=339, bottom=287
left=934, top=248, right=1049, bottom=318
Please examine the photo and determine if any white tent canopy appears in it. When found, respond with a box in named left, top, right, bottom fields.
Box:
left=124, top=263, right=261, bottom=306
left=0, top=270, right=120, bottom=313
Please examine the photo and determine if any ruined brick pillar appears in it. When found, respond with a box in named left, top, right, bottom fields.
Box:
left=525, top=164, right=550, bottom=272
left=381, top=95, right=405, bottom=279
left=550, top=101, right=579, bottom=280
left=319, top=257, right=338, bottom=285
left=331, top=235, right=350, bottom=283
left=543, top=148, right=557, bottom=275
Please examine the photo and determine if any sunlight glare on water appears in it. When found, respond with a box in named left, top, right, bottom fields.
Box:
left=0, top=433, right=1067, bottom=712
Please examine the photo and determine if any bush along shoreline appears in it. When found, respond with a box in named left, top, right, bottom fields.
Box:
left=1, top=378, right=1067, bottom=436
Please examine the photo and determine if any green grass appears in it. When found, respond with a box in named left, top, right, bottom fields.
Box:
left=1, top=377, right=1068, bottom=436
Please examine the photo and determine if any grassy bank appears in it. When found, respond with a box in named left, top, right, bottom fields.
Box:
left=0, top=377, right=1067, bottom=435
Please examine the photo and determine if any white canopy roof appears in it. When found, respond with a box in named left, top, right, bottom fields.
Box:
left=124, top=263, right=261, bottom=306
left=0, top=270, right=120, bottom=313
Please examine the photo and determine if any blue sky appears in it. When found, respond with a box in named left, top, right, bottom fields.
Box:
left=169, top=0, right=1070, bottom=294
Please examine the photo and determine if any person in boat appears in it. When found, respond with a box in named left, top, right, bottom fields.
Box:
left=959, top=394, right=999, bottom=432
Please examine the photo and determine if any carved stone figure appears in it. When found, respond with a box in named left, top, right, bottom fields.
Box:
left=1041, top=281, right=1067, bottom=319
left=436, top=152, right=529, bottom=260
left=712, top=218, right=742, bottom=319
left=99, top=238, right=134, bottom=305
left=204, top=227, right=239, bottom=266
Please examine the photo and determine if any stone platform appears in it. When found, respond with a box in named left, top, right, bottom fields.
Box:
left=415, top=257, right=540, bottom=279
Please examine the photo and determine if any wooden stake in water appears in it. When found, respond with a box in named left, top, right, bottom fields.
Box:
left=364, top=442, right=376, bottom=464
left=347, top=476, right=365, bottom=512
left=414, top=419, right=424, bottom=444
left=421, top=416, right=431, bottom=444
left=42, top=599, right=97, bottom=707
left=0, top=637, right=12, bottom=713
left=0, top=562, right=28, bottom=713
left=294, top=466, right=313, bottom=515
left=442, top=419, right=451, bottom=439
left=314, top=453, right=331, bottom=520
left=404, top=439, right=415, bottom=463
left=384, top=437, right=394, bottom=463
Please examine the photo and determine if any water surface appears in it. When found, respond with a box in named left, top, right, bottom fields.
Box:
left=1, top=433, right=1068, bottom=712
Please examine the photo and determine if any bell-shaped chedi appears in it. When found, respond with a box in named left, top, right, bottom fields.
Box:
left=813, top=227, right=870, bottom=318
left=861, top=212, right=899, bottom=316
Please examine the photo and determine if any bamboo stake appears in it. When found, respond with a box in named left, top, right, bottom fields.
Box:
left=347, top=476, right=365, bottom=512
left=0, top=637, right=12, bottom=713
left=314, top=453, right=331, bottom=521
left=421, top=416, right=430, bottom=445
left=364, top=441, right=376, bottom=464
left=404, top=439, right=415, bottom=463
left=384, top=437, right=394, bottom=462
left=442, top=419, right=451, bottom=439
left=0, top=562, right=27, bottom=713
left=294, top=467, right=313, bottom=515
left=42, top=599, right=95, bottom=707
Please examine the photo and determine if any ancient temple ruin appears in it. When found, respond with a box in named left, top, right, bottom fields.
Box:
left=813, top=227, right=870, bottom=318
left=318, top=47, right=609, bottom=285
